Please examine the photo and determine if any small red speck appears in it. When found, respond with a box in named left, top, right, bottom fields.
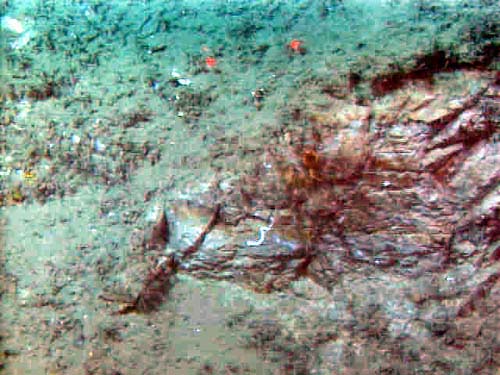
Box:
left=289, top=39, right=302, bottom=52
left=205, top=56, right=217, bottom=68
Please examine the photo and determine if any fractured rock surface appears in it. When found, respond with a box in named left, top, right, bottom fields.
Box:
left=169, top=70, right=499, bottom=373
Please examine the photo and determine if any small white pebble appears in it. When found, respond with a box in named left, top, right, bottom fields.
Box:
left=177, top=78, right=191, bottom=86
left=71, top=134, right=81, bottom=144
left=93, top=139, right=106, bottom=152
left=1, top=16, right=24, bottom=33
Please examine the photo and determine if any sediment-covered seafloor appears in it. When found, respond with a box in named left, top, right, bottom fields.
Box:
left=1, top=1, right=499, bottom=374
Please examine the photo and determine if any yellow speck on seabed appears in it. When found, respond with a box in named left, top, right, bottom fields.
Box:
left=22, top=170, right=36, bottom=184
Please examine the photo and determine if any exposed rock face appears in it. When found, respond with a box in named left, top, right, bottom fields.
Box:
left=178, top=71, right=497, bottom=290
left=163, top=70, right=498, bottom=373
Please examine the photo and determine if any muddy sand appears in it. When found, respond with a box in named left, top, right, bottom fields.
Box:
left=1, top=1, right=499, bottom=374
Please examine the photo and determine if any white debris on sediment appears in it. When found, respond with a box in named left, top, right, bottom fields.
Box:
left=245, top=216, right=275, bottom=247
left=177, top=78, right=192, bottom=86
left=10, top=31, right=34, bottom=50
left=1, top=16, right=24, bottom=34
left=171, top=68, right=192, bottom=86
left=1, top=15, right=36, bottom=50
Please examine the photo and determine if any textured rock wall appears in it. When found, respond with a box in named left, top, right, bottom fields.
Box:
left=152, top=69, right=499, bottom=374
left=179, top=70, right=497, bottom=290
